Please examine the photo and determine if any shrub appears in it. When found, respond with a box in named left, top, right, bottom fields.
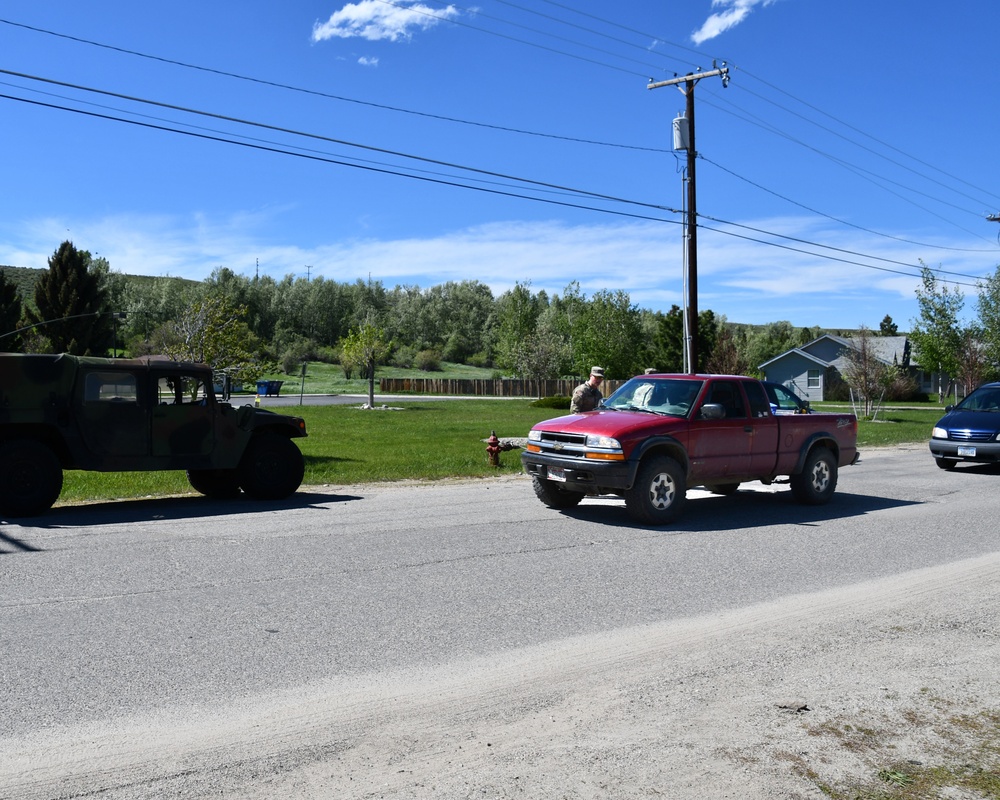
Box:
left=468, top=351, right=492, bottom=369
left=530, top=395, right=571, bottom=409
left=415, top=349, right=442, bottom=372
left=391, top=344, right=416, bottom=369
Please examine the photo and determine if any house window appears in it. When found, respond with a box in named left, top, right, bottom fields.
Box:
left=807, top=369, right=820, bottom=389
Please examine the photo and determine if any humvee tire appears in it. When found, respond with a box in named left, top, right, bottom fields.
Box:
left=0, top=439, right=64, bottom=517
left=238, top=432, right=305, bottom=500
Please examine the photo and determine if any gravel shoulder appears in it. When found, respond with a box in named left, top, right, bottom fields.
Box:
left=5, top=549, right=1000, bottom=799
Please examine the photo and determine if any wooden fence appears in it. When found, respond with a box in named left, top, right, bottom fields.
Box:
left=378, top=377, right=624, bottom=397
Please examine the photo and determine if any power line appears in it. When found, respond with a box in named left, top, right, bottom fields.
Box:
left=700, top=155, right=1000, bottom=254
left=0, top=91, right=681, bottom=225
left=0, top=68, right=680, bottom=216
left=2, top=84, right=975, bottom=291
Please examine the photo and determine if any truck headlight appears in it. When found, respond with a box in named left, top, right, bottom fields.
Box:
left=528, top=430, right=542, bottom=442
left=586, top=434, right=621, bottom=449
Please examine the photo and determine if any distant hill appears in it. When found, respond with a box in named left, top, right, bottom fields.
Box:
left=0, top=266, right=46, bottom=300
left=1, top=265, right=200, bottom=303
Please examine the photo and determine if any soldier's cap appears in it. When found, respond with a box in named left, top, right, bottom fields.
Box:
left=590, top=366, right=604, bottom=378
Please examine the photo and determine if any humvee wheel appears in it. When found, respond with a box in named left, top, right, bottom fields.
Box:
left=187, top=468, right=242, bottom=499
left=0, top=439, right=64, bottom=517
left=238, top=432, right=305, bottom=500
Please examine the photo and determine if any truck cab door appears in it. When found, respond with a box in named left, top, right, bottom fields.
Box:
left=77, top=370, right=148, bottom=458
left=687, top=380, right=751, bottom=480
left=150, top=372, right=215, bottom=459
left=741, top=379, right=779, bottom=475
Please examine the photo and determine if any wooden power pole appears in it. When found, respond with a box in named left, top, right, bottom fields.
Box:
left=648, top=63, right=729, bottom=373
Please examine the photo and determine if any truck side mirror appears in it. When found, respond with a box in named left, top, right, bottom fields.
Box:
left=700, top=403, right=725, bottom=420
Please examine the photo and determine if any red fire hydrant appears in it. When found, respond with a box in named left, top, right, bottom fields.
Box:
left=486, top=430, right=507, bottom=467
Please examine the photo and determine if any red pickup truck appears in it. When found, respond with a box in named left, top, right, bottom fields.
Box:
left=521, top=373, right=859, bottom=524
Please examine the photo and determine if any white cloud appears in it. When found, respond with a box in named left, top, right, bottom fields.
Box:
left=312, top=0, right=460, bottom=43
left=691, top=0, right=776, bottom=45
left=358, top=56, right=379, bottom=67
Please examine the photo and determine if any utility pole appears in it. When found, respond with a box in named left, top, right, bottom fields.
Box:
left=648, top=63, right=729, bottom=373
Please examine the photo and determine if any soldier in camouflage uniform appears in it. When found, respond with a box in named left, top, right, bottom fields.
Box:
left=571, top=366, right=604, bottom=413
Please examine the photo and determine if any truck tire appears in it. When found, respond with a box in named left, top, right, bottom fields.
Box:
left=532, top=476, right=584, bottom=509
left=0, top=439, right=64, bottom=517
left=187, top=468, right=242, bottom=499
left=238, top=432, right=305, bottom=500
left=625, top=455, right=685, bottom=525
left=706, top=483, right=740, bottom=495
left=790, top=446, right=838, bottom=505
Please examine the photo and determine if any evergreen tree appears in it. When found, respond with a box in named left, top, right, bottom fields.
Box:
left=878, top=314, right=899, bottom=336
left=0, top=269, right=24, bottom=352
left=23, top=241, right=113, bottom=355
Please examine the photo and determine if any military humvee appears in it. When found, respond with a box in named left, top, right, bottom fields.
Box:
left=0, top=353, right=308, bottom=517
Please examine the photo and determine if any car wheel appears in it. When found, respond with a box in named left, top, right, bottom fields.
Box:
left=238, top=433, right=305, bottom=500
left=625, top=455, right=686, bottom=524
left=532, top=476, right=584, bottom=509
left=706, top=483, right=740, bottom=495
left=187, top=468, right=242, bottom=498
left=790, top=446, right=838, bottom=505
left=0, top=439, right=64, bottom=517
left=935, top=458, right=957, bottom=471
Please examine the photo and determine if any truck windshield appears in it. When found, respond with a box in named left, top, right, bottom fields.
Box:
left=603, top=378, right=704, bottom=417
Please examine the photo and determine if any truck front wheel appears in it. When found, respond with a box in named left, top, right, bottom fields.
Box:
left=0, top=439, right=63, bottom=517
left=238, top=432, right=305, bottom=500
left=532, top=476, right=584, bottom=509
left=625, top=455, right=686, bottom=525
left=790, top=446, right=838, bottom=505
left=187, top=468, right=242, bottom=499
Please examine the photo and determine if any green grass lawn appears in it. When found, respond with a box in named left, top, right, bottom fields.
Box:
left=237, top=360, right=497, bottom=397
left=56, top=397, right=944, bottom=506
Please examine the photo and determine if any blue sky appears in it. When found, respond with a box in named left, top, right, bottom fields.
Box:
left=1, top=0, right=998, bottom=330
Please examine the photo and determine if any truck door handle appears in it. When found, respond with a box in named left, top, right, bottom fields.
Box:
left=744, top=425, right=753, bottom=434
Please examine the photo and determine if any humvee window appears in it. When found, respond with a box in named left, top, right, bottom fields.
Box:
left=157, top=375, right=209, bottom=405
left=85, top=372, right=138, bottom=403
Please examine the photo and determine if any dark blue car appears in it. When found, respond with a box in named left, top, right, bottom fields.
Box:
left=929, top=381, right=1000, bottom=470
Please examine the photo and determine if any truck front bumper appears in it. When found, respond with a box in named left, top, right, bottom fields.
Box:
left=521, top=451, right=634, bottom=492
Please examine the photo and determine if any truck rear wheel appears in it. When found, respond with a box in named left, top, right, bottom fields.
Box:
left=238, top=432, right=305, bottom=500
left=625, top=455, right=685, bottom=525
left=187, top=468, right=242, bottom=499
left=532, top=476, right=584, bottom=509
left=0, top=439, right=63, bottom=517
left=790, top=446, right=838, bottom=505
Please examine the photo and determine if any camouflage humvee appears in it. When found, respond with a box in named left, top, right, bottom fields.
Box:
left=0, top=353, right=308, bottom=517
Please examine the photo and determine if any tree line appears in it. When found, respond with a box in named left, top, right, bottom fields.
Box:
left=4, top=241, right=997, bottom=392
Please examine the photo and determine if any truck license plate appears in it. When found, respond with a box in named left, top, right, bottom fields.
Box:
left=958, top=446, right=977, bottom=457
left=547, top=467, right=567, bottom=482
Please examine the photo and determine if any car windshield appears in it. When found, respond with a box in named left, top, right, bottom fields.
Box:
left=956, top=386, right=1000, bottom=412
left=602, top=377, right=703, bottom=417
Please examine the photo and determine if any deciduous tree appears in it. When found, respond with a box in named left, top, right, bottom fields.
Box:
left=341, top=314, right=391, bottom=408
left=910, top=265, right=963, bottom=398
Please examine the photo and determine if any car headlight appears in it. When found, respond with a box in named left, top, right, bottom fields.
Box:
left=528, top=430, right=542, bottom=442
left=932, top=426, right=948, bottom=439
left=586, top=434, right=621, bottom=449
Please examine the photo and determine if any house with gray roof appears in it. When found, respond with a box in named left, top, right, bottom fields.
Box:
left=758, top=334, right=936, bottom=402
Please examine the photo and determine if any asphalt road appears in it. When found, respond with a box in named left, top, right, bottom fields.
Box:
left=2, top=444, right=998, bottom=797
